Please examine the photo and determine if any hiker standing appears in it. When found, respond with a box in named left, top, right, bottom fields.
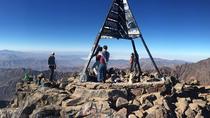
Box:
left=92, top=45, right=101, bottom=58
left=130, top=53, right=135, bottom=72
left=129, top=53, right=139, bottom=83
left=130, top=53, right=138, bottom=73
left=97, top=45, right=110, bottom=82
left=92, top=46, right=103, bottom=75
left=48, top=52, right=56, bottom=82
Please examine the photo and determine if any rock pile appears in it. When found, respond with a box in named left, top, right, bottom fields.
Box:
left=0, top=72, right=210, bottom=118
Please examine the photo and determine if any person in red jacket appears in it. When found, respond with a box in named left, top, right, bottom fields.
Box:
left=92, top=46, right=103, bottom=75
left=97, top=45, right=110, bottom=82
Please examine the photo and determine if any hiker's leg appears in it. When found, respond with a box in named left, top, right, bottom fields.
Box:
left=50, top=68, right=54, bottom=81
left=130, top=63, right=133, bottom=72
left=100, top=64, right=106, bottom=82
left=52, top=68, right=54, bottom=81
left=97, top=64, right=102, bottom=82
left=103, top=65, right=107, bottom=82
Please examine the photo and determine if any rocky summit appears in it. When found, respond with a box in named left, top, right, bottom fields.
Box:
left=0, top=71, right=210, bottom=118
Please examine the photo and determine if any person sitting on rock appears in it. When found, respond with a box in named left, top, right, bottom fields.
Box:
left=97, top=45, right=110, bottom=82
left=48, top=52, right=56, bottom=82
left=23, top=72, right=33, bottom=84
left=92, top=46, right=103, bottom=76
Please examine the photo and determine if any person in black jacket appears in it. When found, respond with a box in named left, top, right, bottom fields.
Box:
left=48, top=52, right=56, bottom=81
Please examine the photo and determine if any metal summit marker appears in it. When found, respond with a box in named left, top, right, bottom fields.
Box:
left=80, top=0, right=161, bottom=82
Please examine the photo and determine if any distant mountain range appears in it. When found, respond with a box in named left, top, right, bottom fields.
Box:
left=176, top=58, right=210, bottom=85
left=1, top=50, right=210, bottom=109
left=0, top=50, right=188, bottom=72
left=0, top=50, right=85, bottom=72
left=0, top=68, right=72, bottom=105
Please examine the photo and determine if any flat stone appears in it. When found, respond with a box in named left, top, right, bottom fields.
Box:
left=30, top=105, right=62, bottom=118
left=192, top=99, right=207, bottom=108
left=72, top=86, right=127, bottom=101
left=145, top=105, right=168, bottom=118
left=140, top=100, right=153, bottom=111
left=134, top=110, right=144, bottom=118
left=128, top=114, right=137, bottom=118
left=185, top=107, right=196, bottom=118
left=195, top=110, right=204, bottom=118
left=113, top=108, right=127, bottom=118
left=62, top=98, right=85, bottom=107
left=175, top=98, right=189, bottom=114
left=116, top=97, right=128, bottom=108
left=132, top=99, right=140, bottom=106
left=174, top=83, right=184, bottom=93
left=138, top=93, right=157, bottom=104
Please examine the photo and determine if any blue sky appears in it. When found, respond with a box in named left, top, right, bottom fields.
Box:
left=0, top=0, right=210, bottom=62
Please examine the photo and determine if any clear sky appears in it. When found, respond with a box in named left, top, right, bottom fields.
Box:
left=0, top=0, right=210, bottom=62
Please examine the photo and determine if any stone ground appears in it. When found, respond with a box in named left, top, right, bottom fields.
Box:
left=0, top=72, right=210, bottom=118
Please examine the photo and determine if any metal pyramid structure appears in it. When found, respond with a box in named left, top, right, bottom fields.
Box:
left=101, top=0, right=140, bottom=39
left=80, top=0, right=161, bottom=82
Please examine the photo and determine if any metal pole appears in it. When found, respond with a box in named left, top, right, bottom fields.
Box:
left=80, top=0, right=115, bottom=82
left=140, top=34, right=162, bottom=77
left=80, top=34, right=101, bottom=82
left=126, top=0, right=161, bottom=77
left=131, top=39, right=142, bottom=81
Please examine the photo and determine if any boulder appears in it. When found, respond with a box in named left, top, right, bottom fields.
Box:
left=192, top=99, right=207, bottom=108
left=207, top=95, right=210, bottom=103
left=76, top=102, right=94, bottom=117
left=72, top=100, right=111, bottom=117
left=185, top=107, right=196, bottom=118
left=113, top=108, right=127, bottom=118
left=72, top=86, right=127, bottom=101
left=128, top=114, right=137, bottom=118
left=134, top=110, right=145, bottom=118
left=116, top=97, right=128, bottom=108
left=30, top=105, right=62, bottom=118
left=163, top=99, right=171, bottom=111
left=62, top=98, right=85, bottom=107
left=140, top=100, right=153, bottom=111
left=58, top=81, right=69, bottom=90
left=175, top=98, right=189, bottom=115
left=174, top=83, right=184, bottom=93
left=65, top=84, right=76, bottom=94
left=85, top=83, right=99, bottom=89
left=180, top=86, right=199, bottom=99
left=0, top=108, right=18, bottom=118
left=132, top=99, right=140, bottom=106
left=130, top=88, right=145, bottom=97
left=55, top=94, right=69, bottom=105
left=95, top=100, right=110, bottom=112
left=138, top=93, right=157, bottom=104
left=190, top=79, right=200, bottom=85
left=195, top=110, right=204, bottom=118
left=145, top=105, right=168, bottom=118
left=189, top=103, right=201, bottom=112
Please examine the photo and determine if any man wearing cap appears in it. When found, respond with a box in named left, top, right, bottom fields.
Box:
left=48, top=52, right=56, bottom=81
